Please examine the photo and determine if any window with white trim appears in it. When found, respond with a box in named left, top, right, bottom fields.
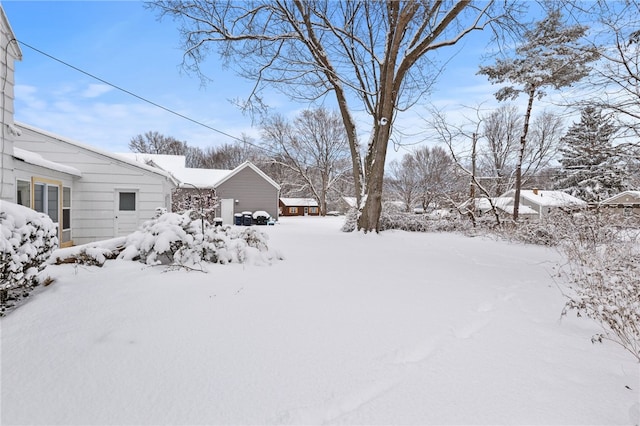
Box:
left=62, top=186, right=71, bottom=244
left=16, top=180, right=31, bottom=208
left=119, top=192, right=136, bottom=211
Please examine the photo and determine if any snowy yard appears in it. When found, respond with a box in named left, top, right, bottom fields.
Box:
left=1, top=216, right=638, bottom=425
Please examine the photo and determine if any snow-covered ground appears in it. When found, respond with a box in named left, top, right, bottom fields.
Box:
left=2, top=216, right=639, bottom=425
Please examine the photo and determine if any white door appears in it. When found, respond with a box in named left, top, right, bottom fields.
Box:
left=221, top=198, right=234, bottom=225
left=115, top=190, right=139, bottom=236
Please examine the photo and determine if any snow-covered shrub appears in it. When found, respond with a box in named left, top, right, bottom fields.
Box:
left=495, top=208, right=618, bottom=247
left=1, top=201, right=58, bottom=307
left=545, top=208, right=640, bottom=362
left=119, top=211, right=280, bottom=267
left=341, top=208, right=359, bottom=232
left=560, top=238, right=640, bottom=362
left=119, top=211, right=194, bottom=265
left=379, top=211, right=471, bottom=233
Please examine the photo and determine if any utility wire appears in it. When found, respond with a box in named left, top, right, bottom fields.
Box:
left=15, top=39, right=246, bottom=144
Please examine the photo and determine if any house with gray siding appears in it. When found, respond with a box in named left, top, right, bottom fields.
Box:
left=599, top=190, right=640, bottom=217
left=120, top=153, right=280, bottom=224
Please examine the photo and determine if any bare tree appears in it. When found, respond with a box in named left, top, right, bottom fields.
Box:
left=129, top=131, right=188, bottom=155
left=521, top=110, right=564, bottom=184
left=478, top=9, right=599, bottom=220
left=427, top=107, right=504, bottom=226
left=386, top=154, right=420, bottom=213
left=198, top=140, right=263, bottom=170
left=414, top=145, right=459, bottom=211
left=479, top=104, right=521, bottom=195
left=572, top=1, right=640, bottom=141
left=149, top=0, right=521, bottom=232
left=261, top=108, right=351, bottom=215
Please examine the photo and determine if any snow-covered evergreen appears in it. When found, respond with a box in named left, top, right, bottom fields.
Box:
left=554, top=106, right=628, bottom=202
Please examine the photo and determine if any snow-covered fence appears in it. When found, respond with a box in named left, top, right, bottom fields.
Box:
left=1, top=201, right=58, bottom=308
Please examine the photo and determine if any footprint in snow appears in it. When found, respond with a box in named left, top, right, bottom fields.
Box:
left=451, top=318, right=490, bottom=339
left=391, top=337, right=440, bottom=365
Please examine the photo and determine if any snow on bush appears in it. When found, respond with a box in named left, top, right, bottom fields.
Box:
left=1, top=201, right=58, bottom=308
left=341, top=208, right=359, bottom=232
left=342, top=205, right=471, bottom=233
left=49, top=238, right=126, bottom=267
left=119, top=211, right=281, bottom=267
left=379, top=211, right=471, bottom=233
left=551, top=209, right=640, bottom=362
left=560, top=237, right=640, bottom=362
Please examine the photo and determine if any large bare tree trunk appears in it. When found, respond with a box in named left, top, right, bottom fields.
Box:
left=359, top=133, right=389, bottom=232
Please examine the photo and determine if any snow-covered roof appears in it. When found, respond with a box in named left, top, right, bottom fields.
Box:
left=174, top=168, right=232, bottom=189
left=460, top=197, right=538, bottom=216
left=501, top=189, right=587, bottom=207
left=13, top=147, right=82, bottom=177
left=280, top=198, right=318, bottom=207
left=342, top=195, right=366, bottom=208
left=119, top=153, right=187, bottom=171
left=599, top=190, right=640, bottom=205
left=117, top=152, right=230, bottom=188
left=118, top=154, right=280, bottom=190
left=16, top=123, right=173, bottom=180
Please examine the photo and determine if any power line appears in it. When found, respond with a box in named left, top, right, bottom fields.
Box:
left=15, top=39, right=246, bottom=144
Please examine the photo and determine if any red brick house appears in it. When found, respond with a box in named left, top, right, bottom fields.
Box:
left=279, top=198, right=320, bottom=216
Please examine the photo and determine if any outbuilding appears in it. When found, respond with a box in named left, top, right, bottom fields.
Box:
left=120, top=153, right=281, bottom=225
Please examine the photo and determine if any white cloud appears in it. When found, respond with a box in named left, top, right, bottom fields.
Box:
left=14, top=85, right=47, bottom=110
left=81, top=83, right=113, bottom=98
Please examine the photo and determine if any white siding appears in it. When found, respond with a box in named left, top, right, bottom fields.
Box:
left=0, top=7, right=21, bottom=203
left=15, top=125, right=174, bottom=244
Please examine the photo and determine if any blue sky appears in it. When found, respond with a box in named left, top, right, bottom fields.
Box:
left=3, top=1, right=548, bottom=159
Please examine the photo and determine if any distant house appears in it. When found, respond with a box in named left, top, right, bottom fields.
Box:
left=599, top=190, right=640, bottom=217
left=0, top=8, right=174, bottom=246
left=338, top=196, right=367, bottom=213
left=279, top=197, right=320, bottom=216
left=458, top=197, right=538, bottom=220
left=120, top=153, right=281, bottom=224
left=500, top=189, right=587, bottom=219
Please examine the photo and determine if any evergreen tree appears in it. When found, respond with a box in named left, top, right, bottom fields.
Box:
left=554, top=106, right=626, bottom=202
left=478, top=10, right=599, bottom=220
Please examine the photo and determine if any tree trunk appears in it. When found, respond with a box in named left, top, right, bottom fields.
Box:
left=358, top=120, right=392, bottom=232
left=469, top=132, right=477, bottom=227
left=513, top=88, right=536, bottom=221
